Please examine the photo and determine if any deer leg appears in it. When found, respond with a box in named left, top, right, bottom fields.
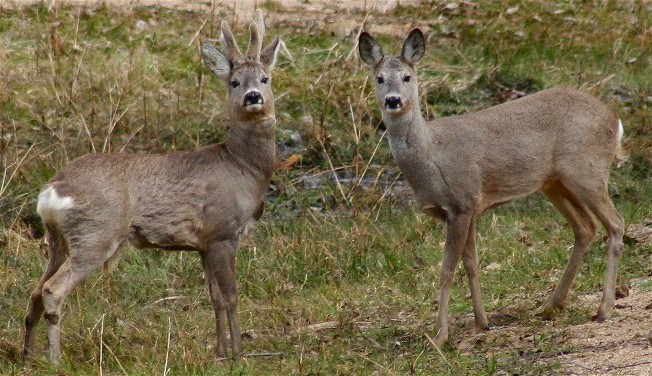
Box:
left=594, top=201, right=625, bottom=322
left=22, top=228, right=68, bottom=360
left=205, top=240, right=242, bottom=359
left=581, top=195, right=624, bottom=321
left=40, top=237, right=123, bottom=364
left=460, top=218, right=489, bottom=333
left=562, top=179, right=625, bottom=321
left=542, top=183, right=597, bottom=319
left=434, top=213, right=472, bottom=346
left=201, top=253, right=229, bottom=358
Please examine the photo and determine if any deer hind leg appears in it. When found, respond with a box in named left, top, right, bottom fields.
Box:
left=434, top=213, right=473, bottom=346
left=460, top=217, right=489, bottom=333
left=204, top=240, right=242, bottom=359
left=571, top=185, right=624, bottom=321
left=557, top=175, right=625, bottom=321
left=22, top=225, right=68, bottom=360
left=40, top=236, right=124, bottom=364
left=541, top=181, right=598, bottom=319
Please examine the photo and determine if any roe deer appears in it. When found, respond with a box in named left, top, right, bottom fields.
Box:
left=359, top=29, right=625, bottom=346
left=22, top=10, right=281, bottom=364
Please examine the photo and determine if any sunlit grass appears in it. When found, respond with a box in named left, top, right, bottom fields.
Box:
left=1, top=1, right=650, bottom=374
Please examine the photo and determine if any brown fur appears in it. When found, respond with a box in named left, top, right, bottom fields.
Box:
left=360, top=28, right=625, bottom=346
left=22, top=10, right=282, bottom=364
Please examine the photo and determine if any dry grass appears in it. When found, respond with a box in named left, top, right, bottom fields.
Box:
left=1, top=1, right=651, bottom=374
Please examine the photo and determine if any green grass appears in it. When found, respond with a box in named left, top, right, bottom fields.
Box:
left=1, top=1, right=651, bottom=374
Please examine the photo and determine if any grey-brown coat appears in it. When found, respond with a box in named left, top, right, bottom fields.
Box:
left=359, top=28, right=625, bottom=346
left=22, top=10, right=281, bottom=364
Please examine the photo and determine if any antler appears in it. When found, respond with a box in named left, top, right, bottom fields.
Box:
left=219, top=20, right=242, bottom=61
left=246, top=9, right=265, bottom=61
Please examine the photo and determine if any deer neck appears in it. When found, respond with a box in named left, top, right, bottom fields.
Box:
left=383, top=104, right=426, bottom=156
left=225, top=116, right=277, bottom=181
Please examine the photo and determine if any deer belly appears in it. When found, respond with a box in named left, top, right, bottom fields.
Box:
left=128, top=217, right=203, bottom=250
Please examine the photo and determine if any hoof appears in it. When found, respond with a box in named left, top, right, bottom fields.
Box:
left=591, top=314, right=607, bottom=322
left=474, top=324, right=491, bottom=334
left=542, top=305, right=561, bottom=320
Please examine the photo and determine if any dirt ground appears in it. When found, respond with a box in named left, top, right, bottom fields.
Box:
left=3, top=1, right=652, bottom=374
left=459, top=278, right=652, bottom=375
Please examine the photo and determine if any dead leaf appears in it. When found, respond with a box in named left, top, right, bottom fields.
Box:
left=279, top=154, right=301, bottom=170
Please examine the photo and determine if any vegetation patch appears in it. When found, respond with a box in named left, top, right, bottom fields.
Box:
left=1, top=1, right=650, bottom=374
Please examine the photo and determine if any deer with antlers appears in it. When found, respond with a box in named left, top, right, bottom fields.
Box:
left=22, top=10, right=281, bottom=363
left=359, top=28, right=625, bottom=346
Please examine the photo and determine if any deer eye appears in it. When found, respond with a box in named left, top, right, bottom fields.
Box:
left=376, top=77, right=384, bottom=84
left=230, top=80, right=240, bottom=88
left=403, top=75, right=411, bottom=83
left=261, top=77, right=269, bottom=84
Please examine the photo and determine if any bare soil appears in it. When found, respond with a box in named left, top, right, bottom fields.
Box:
left=457, top=278, right=652, bottom=375
left=3, top=1, right=652, bottom=374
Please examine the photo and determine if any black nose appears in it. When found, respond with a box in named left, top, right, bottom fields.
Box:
left=244, top=91, right=263, bottom=106
left=385, top=96, right=402, bottom=109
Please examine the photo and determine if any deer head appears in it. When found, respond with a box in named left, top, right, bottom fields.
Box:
left=359, top=29, right=425, bottom=118
left=201, top=10, right=281, bottom=123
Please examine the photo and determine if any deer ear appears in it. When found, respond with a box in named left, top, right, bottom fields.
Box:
left=358, top=32, right=384, bottom=66
left=201, top=41, right=231, bottom=81
left=402, top=28, right=425, bottom=64
left=260, top=37, right=281, bottom=71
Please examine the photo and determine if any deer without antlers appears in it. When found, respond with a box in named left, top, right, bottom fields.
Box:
left=22, top=11, right=281, bottom=364
left=359, top=29, right=625, bottom=345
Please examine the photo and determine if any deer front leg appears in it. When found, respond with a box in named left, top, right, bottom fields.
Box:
left=204, top=240, right=243, bottom=359
left=201, top=253, right=229, bottom=358
left=434, top=213, right=472, bottom=346
left=461, top=218, right=489, bottom=334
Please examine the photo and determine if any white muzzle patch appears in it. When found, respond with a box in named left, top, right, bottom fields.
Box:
left=244, top=89, right=264, bottom=112
left=245, top=103, right=263, bottom=112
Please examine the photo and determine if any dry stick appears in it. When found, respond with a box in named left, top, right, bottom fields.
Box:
left=355, top=352, right=391, bottom=374
left=423, top=331, right=452, bottom=368
left=99, top=314, right=104, bottom=376
left=411, top=348, right=427, bottom=373
left=103, top=65, right=135, bottom=152
left=146, top=296, right=189, bottom=308
left=0, top=143, right=35, bottom=197
left=558, top=355, right=593, bottom=372
left=103, top=105, right=132, bottom=153
left=285, top=165, right=354, bottom=189
left=244, top=352, right=284, bottom=358
left=347, top=97, right=361, bottom=179
left=608, top=361, right=652, bottom=371
left=370, top=170, right=402, bottom=221
left=87, top=312, right=128, bottom=375
left=46, top=46, right=63, bottom=108
left=279, top=40, right=295, bottom=69
left=119, top=123, right=146, bottom=153
left=163, top=317, right=172, bottom=376
left=316, top=122, right=349, bottom=206
left=69, top=23, right=84, bottom=101
left=188, top=8, right=214, bottom=47
left=66, top=91, right=97, bottom=153
left=345, top=12, right=370, bottom=62
left=349, top=129, right=386, bottom=201
left=101, top=338, right=128, bottom=376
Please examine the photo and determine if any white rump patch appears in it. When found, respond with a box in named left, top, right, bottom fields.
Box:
left=37, top=186, right=74, bottom=223
left=615, top=119, right=629, bottom=168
